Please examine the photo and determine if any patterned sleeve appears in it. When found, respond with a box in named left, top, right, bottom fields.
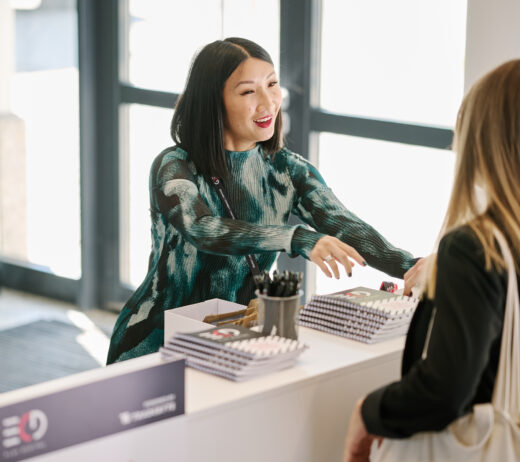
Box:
left=284, top=149, right=417, bottom=277
left=150, top=151, right=310, bottom=257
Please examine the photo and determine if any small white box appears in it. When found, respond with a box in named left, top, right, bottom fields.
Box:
left=164, top=298, right=246, bottom=343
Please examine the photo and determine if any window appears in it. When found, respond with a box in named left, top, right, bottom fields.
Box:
left=307, top=0, right=466, bottom=295
left=120, top=104, right=172, bottom=287
left=0, top=0, right=80, bottom=279
left=0, top=0, right=475, bottom=310
left=316, top=133, right=454, bottom=294
left=320, top=0, right=467, bottom=127
left=126, top=0, right=280, bottom=93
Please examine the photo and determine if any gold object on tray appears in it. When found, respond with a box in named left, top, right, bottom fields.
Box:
left=203, top=299, right=259, bottom=328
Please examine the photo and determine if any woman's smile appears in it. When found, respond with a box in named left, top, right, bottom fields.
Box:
left=253, top=115, right=273, bottom=128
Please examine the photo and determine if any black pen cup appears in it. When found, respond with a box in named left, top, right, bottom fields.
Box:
left=255, top=290, right=303, bottom=340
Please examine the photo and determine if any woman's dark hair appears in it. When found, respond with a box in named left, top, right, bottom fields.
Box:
left=171, top=37, right=283, bottom=180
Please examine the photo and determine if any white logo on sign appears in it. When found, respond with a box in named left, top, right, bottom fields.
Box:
left=118, top=393, right=177, bottom=426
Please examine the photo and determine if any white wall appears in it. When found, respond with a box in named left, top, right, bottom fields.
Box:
left=0, top=1, right=14, bottom=112
left=465, top=0, right=520, bottom=92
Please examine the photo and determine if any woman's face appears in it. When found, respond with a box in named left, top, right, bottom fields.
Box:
left=222, top=57, right=282, bottom=152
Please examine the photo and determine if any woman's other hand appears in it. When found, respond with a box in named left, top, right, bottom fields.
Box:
left=309, top=236, right=367, bottom=279
left=343, top=398, right=380, bottom=462
left=403, top=257, right=428, bottom=296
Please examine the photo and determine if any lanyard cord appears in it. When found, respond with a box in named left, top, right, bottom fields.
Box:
left=211, top=176, right=261, bottom=277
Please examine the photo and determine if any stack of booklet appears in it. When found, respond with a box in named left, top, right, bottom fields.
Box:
left=299, top=287, right=419, bottom=344
left=160, top=325, right=308, bottom=381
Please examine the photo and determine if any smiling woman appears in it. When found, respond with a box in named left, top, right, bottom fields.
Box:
left=168, top=38, right=284, bottom=182
left=107, top=37, right=421, bottom=364
left=222, top=57, right=282, bottom=152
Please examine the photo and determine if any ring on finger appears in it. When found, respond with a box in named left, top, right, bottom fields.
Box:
left=324, top=254, right=334, bottom=263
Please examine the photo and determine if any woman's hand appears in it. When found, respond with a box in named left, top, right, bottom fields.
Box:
left=403, top=257, right=428, bottom=296
left=343, top=398, right=380, bottom=462
left=309, top=236, right=367, bottom=279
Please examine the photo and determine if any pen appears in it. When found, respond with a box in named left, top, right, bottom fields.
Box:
left=255, top=270, right=305, bottom=297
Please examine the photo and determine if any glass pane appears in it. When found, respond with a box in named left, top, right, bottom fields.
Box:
left=0, top=0, right=80, bottom=278
left=120, top=104, right=173, bottom=287
left=315, top=133, right=455, bottom=295
left=320, top=0, right=467, bottom=127
left=127, top=0, right=280, bottom=93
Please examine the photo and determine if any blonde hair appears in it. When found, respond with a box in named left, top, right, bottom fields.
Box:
left=426, top=59, right=520, bottom=299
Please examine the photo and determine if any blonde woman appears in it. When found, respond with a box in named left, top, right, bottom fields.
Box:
left=343, top=59, right=520, bottom=461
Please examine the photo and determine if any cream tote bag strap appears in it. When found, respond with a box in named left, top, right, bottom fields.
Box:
left=370, top=228, right=520, bottom=462
left=492, top=229, right=520, bottom=420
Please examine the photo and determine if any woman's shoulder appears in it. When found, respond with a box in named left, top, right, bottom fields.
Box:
left=271, top=146, right=320, bottom=176
left=155, top=145, right=189, bottom=163
left=438, top=225, right=485, bottom=262
left=437, top=225, right=506, bottom=281
left=151, top=146, right=197, bottom=183
left=440, top=225, right=480, bottom=249
left=441, top=224, right=518, bottom=281
left=436, top=226, right=511, bottom=321
left=273, top=146, right=306, bottom=164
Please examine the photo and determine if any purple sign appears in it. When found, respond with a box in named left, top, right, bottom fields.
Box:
left=1, top=358, right=185, bottom=461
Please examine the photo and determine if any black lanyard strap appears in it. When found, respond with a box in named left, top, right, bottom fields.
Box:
left=211, top=177, right=261, bottom=276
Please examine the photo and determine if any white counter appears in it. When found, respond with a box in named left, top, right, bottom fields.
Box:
left=7, top=327, right=403, bottom=462
left=186, top=326, right=404, bottom=414
left=181, top=327, right=404, bottom=462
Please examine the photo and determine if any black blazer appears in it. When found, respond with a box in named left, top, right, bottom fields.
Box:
left=362, top=226, right=519, bottom=438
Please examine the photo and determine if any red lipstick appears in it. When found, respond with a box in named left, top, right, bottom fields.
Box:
left=254, top=116, right=273, bottom=128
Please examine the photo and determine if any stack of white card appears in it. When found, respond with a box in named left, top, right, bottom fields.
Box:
left=160, top=325, right=308, bottom=381
left=299, top=287, right=419, bottom=344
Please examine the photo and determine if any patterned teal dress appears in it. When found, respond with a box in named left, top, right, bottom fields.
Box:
left=107, top=145, right=416, bottom=363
